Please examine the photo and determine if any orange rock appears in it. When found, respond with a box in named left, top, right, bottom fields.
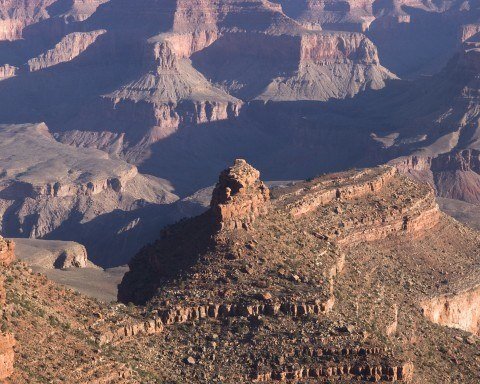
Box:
left=211, top=159, right=270, bottom=230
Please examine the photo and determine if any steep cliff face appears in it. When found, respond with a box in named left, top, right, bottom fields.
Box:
left=257, top=31, right=395, bottom=101
left=421, top=284, right=480, bottom=335
left=27, top=30, right=106, bottom=71
left=210, top=159, right=270, bottom=230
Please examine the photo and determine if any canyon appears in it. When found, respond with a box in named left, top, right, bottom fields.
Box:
left=2, top=1, right=480, bottom=382
left=0, top=161, right=479, bottom=382
left=0, top=122, right=180, bottom=266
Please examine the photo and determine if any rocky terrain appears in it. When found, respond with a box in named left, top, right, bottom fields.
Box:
left=0, top=0, right=479, bottom=231
left=1, top=2, right=480, bottom=379
left=0, top=0, right=397, bottom=190
left=0, top=122, right=178, bottom=266
left=113, top=160, right=480, bottom=383
left=0, top=161, right=478, bottom=382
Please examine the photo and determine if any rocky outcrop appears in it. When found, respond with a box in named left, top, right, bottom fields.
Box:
left=97, top=298, right=334, bottom=345
left=0, top=64, right=17, bottom=80
left=287, top=167, right=397, bottom=217
left=257, top=32, right=396, bottom=101
left=0, top=333, right=15, bottom=380
left=421, top=284, right=480, bottom=335
left=211, top=159, right=270, bottom=230
left=0, top=237, right=15, bottom=265
left=27, top=30, right=106, bottom=72
left=252, top=361, right=414, bottom=382
left=299, top=32, right=380, bottom=64
left=336, top=190, right=440, bottom=246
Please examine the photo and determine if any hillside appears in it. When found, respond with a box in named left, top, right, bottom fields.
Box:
left=0, top=161, right=478, bottom=382
left=111, top=160, right=480, bottom=383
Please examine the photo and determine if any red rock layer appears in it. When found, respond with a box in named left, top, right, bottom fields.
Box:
left=211, top=159, right=270, bottom=230
left=0, top=237, right=14, bottom=380
left=0, top=238, right=15, bottom=265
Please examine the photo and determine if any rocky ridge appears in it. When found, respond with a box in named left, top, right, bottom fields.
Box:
left=0, top=122, right=178, bottom=266
left=0, top=162, right=479, bottom=382
left=109, top=160, right=480, bottom=383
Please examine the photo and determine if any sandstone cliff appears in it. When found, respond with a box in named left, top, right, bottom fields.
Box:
left=210, top=159, right=270, bottom=230
left=27, top=30, right=106, bottom=72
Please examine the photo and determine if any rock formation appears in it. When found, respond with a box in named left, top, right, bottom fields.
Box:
left=210, top=159, right=270, bottom=230
left=0, top=122, right=178, bottom=266
left=27, top=30, right=106, bottom=72
left=0, top=237, right=15, bottom=265
left=256, top=32, right=395, bottom=101
left=0, top=163, right=477, bottom=382
left=114, top=161, right=480, bottom=383
left=13, top=238, right=90, bottom=269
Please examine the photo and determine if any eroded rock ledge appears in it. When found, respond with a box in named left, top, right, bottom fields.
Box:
left=116, top=161, right=451, bottom=382
left=421, top=284, right=480, bottom=335
left=210, top=159, right=270, bottom=230
left=0, top=238, right=15, bottom=266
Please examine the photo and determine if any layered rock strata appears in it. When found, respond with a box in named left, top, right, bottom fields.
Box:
left=115, top=161, right=456, bottom=382
left=0, top=123, right=178, bottom=266
left=27, top=30, right=106, bottom=72
left=210, top=159, right=270, bottom=230
left=421, top=283, right=480, bottom=335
